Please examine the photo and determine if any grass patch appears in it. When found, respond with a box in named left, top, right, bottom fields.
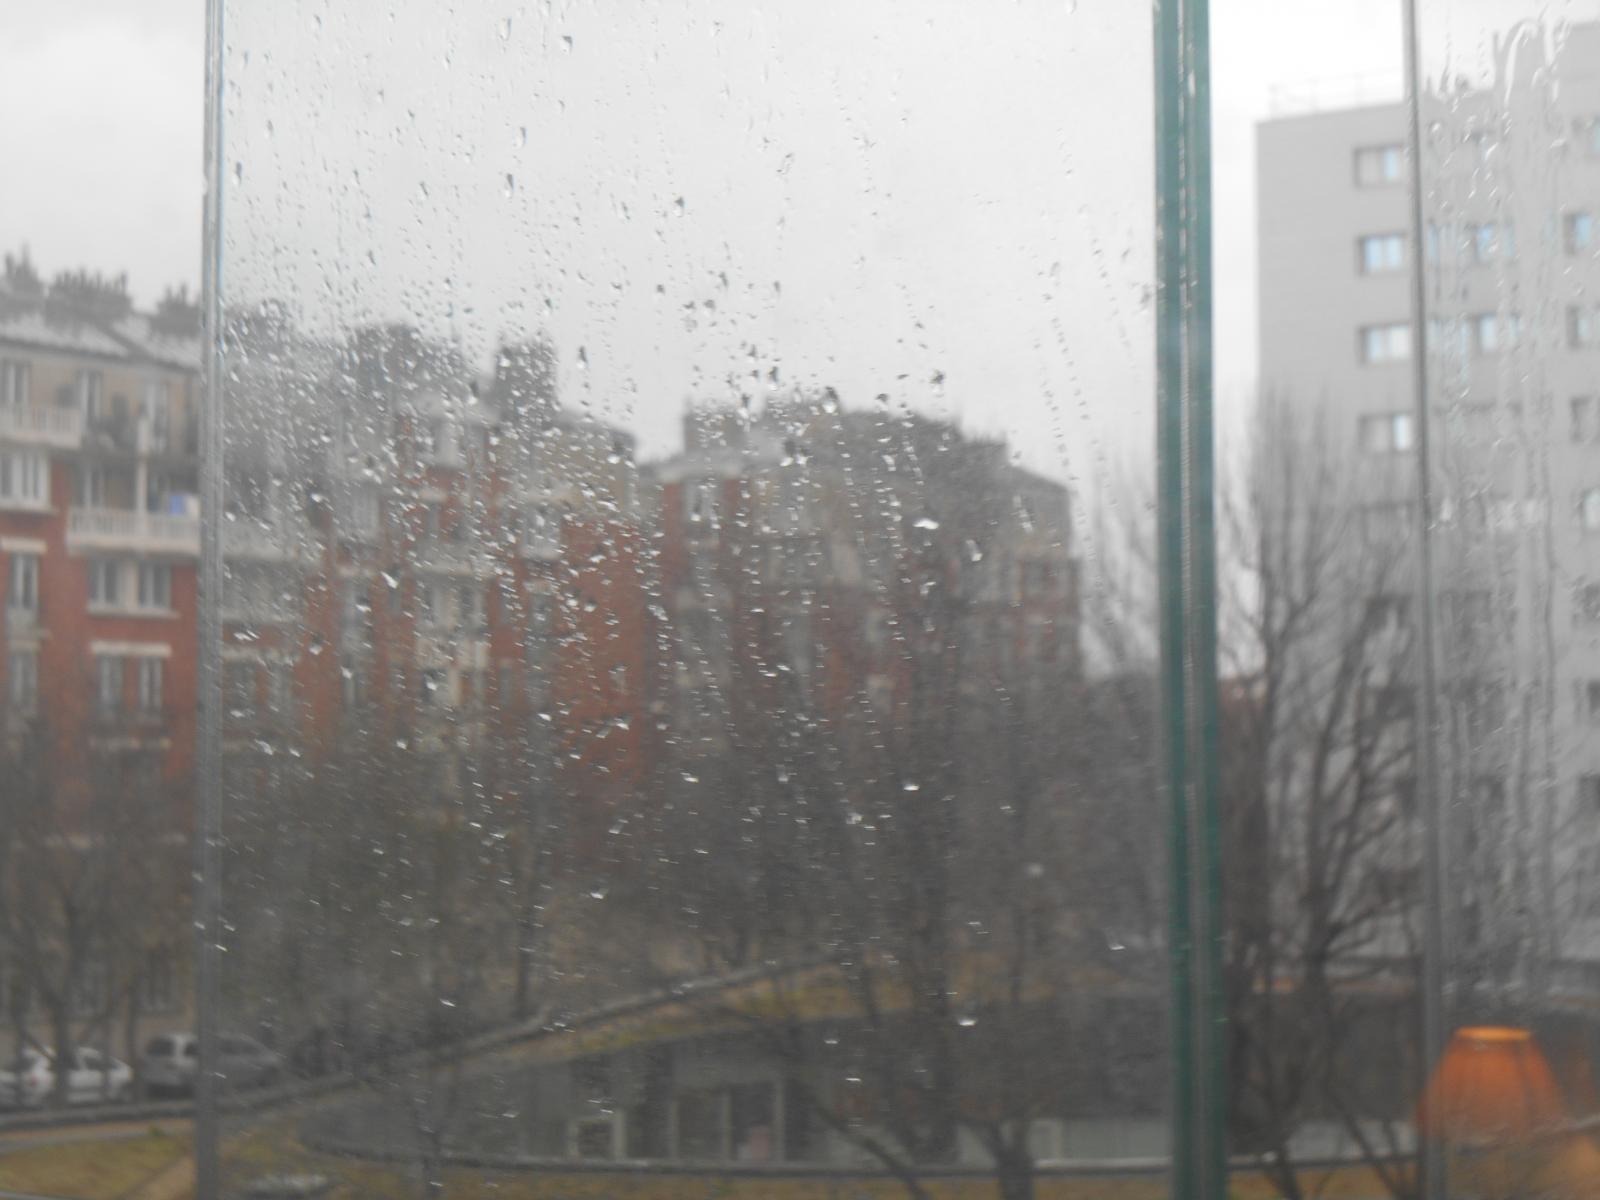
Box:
left=0, top=1129, right=190, bottom=1200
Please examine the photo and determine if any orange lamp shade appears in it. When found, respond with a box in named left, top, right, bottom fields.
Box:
left=1418, top=1026, right=1567, bottom=1143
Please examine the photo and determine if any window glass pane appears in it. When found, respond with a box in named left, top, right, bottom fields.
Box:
left=1260, top=4, right=1600, bottom=1195
left=209, top=4, right=1168, bottom=1197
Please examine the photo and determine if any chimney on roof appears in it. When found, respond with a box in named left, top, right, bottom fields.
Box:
left=2, top=248, right=43, bottom=299
left=153, top=284, right=201, bottom=337
left=46, top=267, right=132, bottom=322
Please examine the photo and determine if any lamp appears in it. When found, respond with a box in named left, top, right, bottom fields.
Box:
left=1418, top=1026, right=1598, bottom=1199
left=1418, top=1026, right=1565, bottom=1143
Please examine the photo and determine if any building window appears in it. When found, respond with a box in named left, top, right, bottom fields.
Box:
left=571, top=1118, right=617, bottom=1161
left=0, top=360, right=30, bottom=406
left=88, top=558, right=122, bottom=606
left=77, top=370, right=104, bottom=417
left=1470, top=312, right=1518, bottom=355
left=1582, top=489, right=1600, bottom=531
left=76, top=463, right=105, bottom=507
left=459, top=583, right=484, bottom=631
left=1569, top=306, right=1596, bottom=349
left=1360, top=502, right=1411, bottom=543
left=1358, top=412, right=1414, bottom=454
left=340, top=584, right=367, bottom=629
left=267, top=661, right=291, bottom=713
left=526, top=608, right=552, bottom=678
left=414, top=417, right=440, bottom=460
left=95, top=655, right=124, bottom=715
left=6, top=552, right=39, bottom=614
left=223, top=661, right=255, bottom=718
left=1578, top=583, right=1600, bottom=626
left=142, top=379, right=172, bottom=440
left=136, top=658, right=164, bottom=714
left=341, top=659, right=366, bottom=709
left=1424, top=222, right=1443, bottom=262
left=1578, top=774, right=1600, bottom=813
left=1566, top=211, right=1595, bottom=255
left=421, top=668, right=446, bottom=706
left=1357, top=233, right=1405, bottom=274
left=1587, top=681, right=1600, bottom=722
left=6, top=650, right=38, bottom=716
left=1359, top=323, right=1411, bottom=364
left=1354, top=144, right=1403, bottom=186
left=686, top=479, right=717, bottom=526
left=1466, top=222, right=1513, bottom=264
left=0, top=448, right=47, bottom=506
left=1445, top=590, right=1493, bottom=641
left=1364, top=594, right=1412, bottom=633
left=1022, top=560, right=1055, bottom=597
left=1371, top=682, right=1416, bottom=725
left=1574, top=397, right=1597, bottom=443
left=675, top=1090, right=725, bottom=1158
left=137, top=563, right=173, bottom=610
left=1372, top=864, right=1420, bottom=905
left=1392, top=775, right=1418, bottom=820
left=524, top=503, right=560, bottom=555
left=347, top=488, right=379, bottom=538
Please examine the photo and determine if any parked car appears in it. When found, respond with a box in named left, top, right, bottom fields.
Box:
left=141, top=1032, right=284, bottom=1097
left=140, top=1032, right=198, bottom=1097
left=0, top=1049, right=51, bottom=1108
left=0, top=1047, right=132, bottom=1108
left=217, top=1033, right=284, bottom=1090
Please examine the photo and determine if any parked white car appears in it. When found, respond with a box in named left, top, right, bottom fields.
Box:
left=141, top=1032, right=284, bottom=1097
left=140, top=1032, right=198, bottom=1096
left=0, top=1047, right=133, bottom=1108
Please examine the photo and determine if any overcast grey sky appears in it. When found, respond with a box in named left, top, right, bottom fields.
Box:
left=1, top=0, right=1572, bottom=483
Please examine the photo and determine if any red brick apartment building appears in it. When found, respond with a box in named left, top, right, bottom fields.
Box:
left=0, top=269, right=656, bottom=1056
left=0, top=255, right=200, bottom=1042
left=217, top=317, right=652, bottom=852
left=0, top=252, right=1080, bottom=1057
left=647, top=393, right=1079, bottom=739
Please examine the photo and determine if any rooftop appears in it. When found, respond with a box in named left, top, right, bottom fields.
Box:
left=0, top=250, right=199, bottom=370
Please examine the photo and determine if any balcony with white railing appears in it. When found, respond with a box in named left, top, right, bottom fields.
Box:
left=223, top=517, right=321, bottom=562
left=0, top=403, right=84, bottom=449
left=67, top=507, right=200, bottom=556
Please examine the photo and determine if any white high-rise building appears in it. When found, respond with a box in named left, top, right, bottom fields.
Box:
left=1258, top=23, right=1600, bottom=996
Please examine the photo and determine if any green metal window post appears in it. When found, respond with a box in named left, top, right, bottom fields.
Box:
left=1153, top=1, right=1226, bottom=1198
left=196, top=1, right=227, bottom=1196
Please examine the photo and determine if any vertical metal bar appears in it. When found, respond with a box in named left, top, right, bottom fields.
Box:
left=1399, top=2, right=1447, bottom=1198
left=195, top=0, right=228, bottom=1195
left=1180, top=3, right=1227, bottom=1197
left=1155, top=0, right=1224, bottom=1197
left=1153, top=3, right=1193, bottom=1188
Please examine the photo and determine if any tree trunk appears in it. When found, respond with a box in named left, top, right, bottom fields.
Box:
left=50, top=1004, right=72, bottom=1107
left=993, top=1145, right=1036, bottom=1200
left=124, top=977, right=142, bottom=1098
left=512, top=913, right=536, bottom=1020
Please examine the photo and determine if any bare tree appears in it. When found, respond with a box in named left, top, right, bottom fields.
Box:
left=226, top=716, right=510, bottom=1198
left=647, top=498, right=1120, bottom=1200
left=1216, top=399, right=1425, bottom=1200
left=1079, top=397, right=1445, bottom=1198
left=0, top=673, right=186, bottom=1105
